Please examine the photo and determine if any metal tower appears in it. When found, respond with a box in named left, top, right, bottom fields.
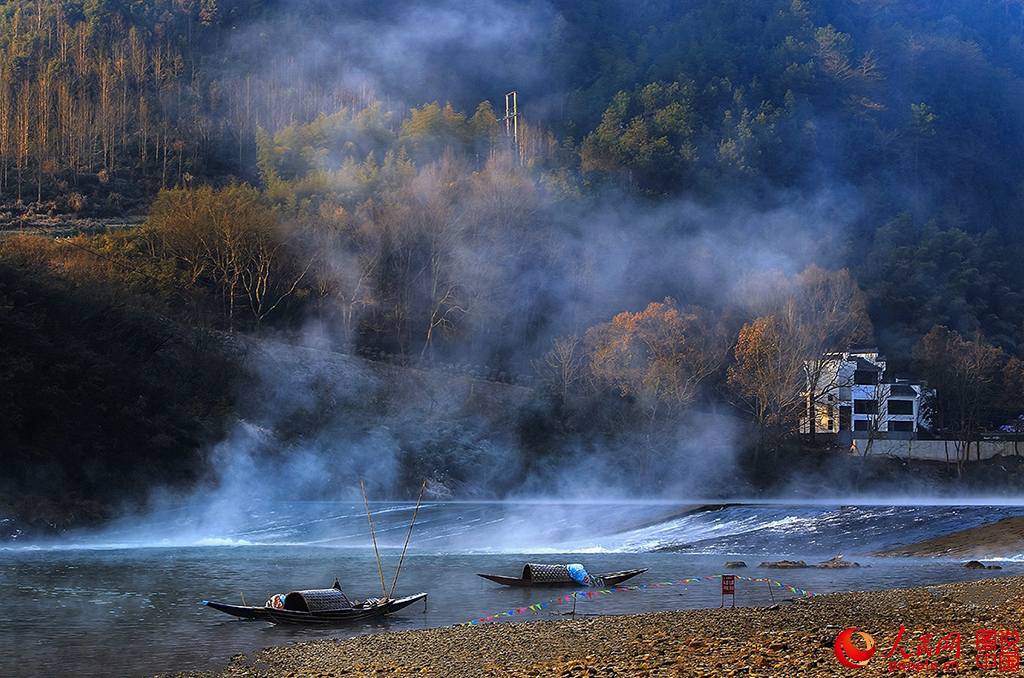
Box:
left=503, top=90, right=520, bottom=162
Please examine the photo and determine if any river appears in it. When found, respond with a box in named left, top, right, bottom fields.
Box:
left=3, top=501, right=1023, bottom=677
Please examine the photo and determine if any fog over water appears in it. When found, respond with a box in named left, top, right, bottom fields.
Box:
left=4, top=501, right=1024, bottom=677
left=177, top=187, right=861, bottom=513
left=14, top=499, right=1024, bottom=556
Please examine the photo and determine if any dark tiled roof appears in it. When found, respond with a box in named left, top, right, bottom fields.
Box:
left=854, top=357, right=883, bottom=371
left=890, top=384, right=916, bottom=397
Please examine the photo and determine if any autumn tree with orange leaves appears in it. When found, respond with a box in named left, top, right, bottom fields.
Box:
left=728, top=310, right=807, bottom=449
left=585, top=298, right=727, bottom=424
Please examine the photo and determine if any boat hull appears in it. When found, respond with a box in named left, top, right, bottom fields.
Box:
left=202, top=600, right=273, bottom=620
left=203, top=592, right=427, bottom=625
left=265, top=592, right=428, bottom=625
left=476, top=568, right=648, bottom=588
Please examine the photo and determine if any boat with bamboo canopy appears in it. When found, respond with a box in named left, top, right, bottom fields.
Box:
left=477, top=563, right=648, bottom=588
left=202, top=480, right=428, bottom=625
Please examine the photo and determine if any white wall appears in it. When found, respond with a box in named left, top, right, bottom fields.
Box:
left=855, top=438, right=1024, bottom=462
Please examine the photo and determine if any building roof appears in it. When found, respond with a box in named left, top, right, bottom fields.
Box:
left=853, top=357, right=883, bottom=371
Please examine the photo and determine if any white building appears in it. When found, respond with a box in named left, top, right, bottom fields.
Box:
left=801, top=347, right=931, bottom=437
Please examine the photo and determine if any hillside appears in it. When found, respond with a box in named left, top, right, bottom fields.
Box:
left=0, top=254, right=237, bottom=533
left=3, top=0, right=1024, bottom=532
left=0, top=1, right=1021, bottom=357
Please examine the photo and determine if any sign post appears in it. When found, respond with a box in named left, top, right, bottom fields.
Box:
left=721, top=574, right=736, bottom=608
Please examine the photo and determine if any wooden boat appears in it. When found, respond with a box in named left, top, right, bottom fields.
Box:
left=477, top=563, right=648, bottom=588
left=205, top=481, right=430, bottom=626
left=203, top=588, right=428, bottom=625
left=264, top=592, right=428, bottom=625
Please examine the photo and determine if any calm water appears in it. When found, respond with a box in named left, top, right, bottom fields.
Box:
left=3, top=501, right=1024, bottom=677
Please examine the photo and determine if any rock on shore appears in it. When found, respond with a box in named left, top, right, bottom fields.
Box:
left=816, top=555, right=860, bottom=568
left=186, top=576, right=1024, bottom=677
left=757, top=559, right=808, bottom=568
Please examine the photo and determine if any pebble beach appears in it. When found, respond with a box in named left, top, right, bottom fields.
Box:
left=190, top=575, right=1024, bottom=677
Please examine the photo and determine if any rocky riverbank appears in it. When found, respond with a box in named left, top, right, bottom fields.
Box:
left=186, top=575, right=1024, bottom=677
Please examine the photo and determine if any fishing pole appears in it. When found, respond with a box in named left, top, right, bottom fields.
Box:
left=360, top=479, right=389, bottom=600
left=389, top=480, right=427, bottom=599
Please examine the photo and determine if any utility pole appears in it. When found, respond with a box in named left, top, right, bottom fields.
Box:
left=502, top=90, right=520, bottom=164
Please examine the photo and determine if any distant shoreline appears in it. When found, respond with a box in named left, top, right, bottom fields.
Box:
left=185, top=575, right=1024, bottom=677
left=877, top=516, right=1024, bottom=559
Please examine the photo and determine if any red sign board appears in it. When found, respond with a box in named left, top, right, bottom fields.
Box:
left=722, top=575, right=736, bottom=594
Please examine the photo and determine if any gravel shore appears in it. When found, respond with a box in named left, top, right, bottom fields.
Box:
left=194, top=576, right=1024, bottom=677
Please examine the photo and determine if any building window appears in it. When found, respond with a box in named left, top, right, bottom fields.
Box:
left=839, top=406, right=851, bottom=431
left=854, top=420, right=870, bottom=431
left=854, top=399, right=878, bottom=414
left=888, top=400, right=914, bottom=415
left=854, top=370, right=877, bottom=385
left=890, top=421, right=914, bottom=432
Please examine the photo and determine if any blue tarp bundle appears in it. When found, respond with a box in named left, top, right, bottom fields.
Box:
left=566, top=563, right=594, bottom=586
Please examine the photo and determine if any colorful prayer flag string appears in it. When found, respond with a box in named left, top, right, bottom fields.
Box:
left=458, top=574, right=815, bottom=626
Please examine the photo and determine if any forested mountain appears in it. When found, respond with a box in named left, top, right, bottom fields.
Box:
left=3, top=0, right=1024, bottom=532
left=4, top=1, right=1024, bottom=227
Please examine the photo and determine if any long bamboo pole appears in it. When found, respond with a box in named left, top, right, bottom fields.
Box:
left=360, top=479, right=388, bottom=600
left=389, top=480, right=427, bottom=598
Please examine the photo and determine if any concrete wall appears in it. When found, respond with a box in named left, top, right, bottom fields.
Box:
left=854, top=437, right=1024, bottom=462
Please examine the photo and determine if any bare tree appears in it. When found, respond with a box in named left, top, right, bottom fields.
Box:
left=15, top=80, right=30, bottom=200
left=332, top=251, right=379, bottom=340
left=540, top=334, right=586, bottom=403
left=147, top=184, right=311, bottom=330
left=915, top=326, right=1007, bottom=474
left=239, top=222, right=314, bottom=328
left=794, top=266, right=873, bottom=435
left=854, top=373, right=893, bottom=458
left=422, top=282, right=468, bottom=359
left=729, top=266, right=872, bottom=452
left=379, top=153, right=472, bottom=358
